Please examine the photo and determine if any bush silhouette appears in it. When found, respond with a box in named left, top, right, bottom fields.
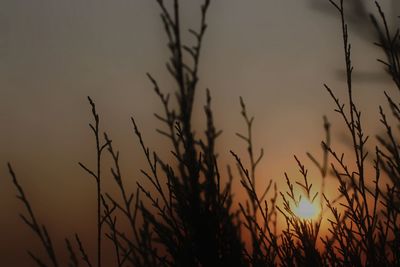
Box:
left=7, top=0, right=400, bottom=266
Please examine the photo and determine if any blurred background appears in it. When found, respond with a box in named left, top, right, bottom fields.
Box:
left=0, top=0, right=398, bottom=265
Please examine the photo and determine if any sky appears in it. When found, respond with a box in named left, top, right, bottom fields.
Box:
left=0, top=0, right=398, bottom=265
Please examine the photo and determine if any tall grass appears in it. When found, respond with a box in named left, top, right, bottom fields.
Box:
left=7, top=0, right=400, bottom=266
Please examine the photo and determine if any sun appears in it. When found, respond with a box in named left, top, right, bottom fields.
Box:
left=294, top=197, right=320, bottom=220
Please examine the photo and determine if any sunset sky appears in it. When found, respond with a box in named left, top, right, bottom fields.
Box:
left=1, top=0, right=398, bottom=265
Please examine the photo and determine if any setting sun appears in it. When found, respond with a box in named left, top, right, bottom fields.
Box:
left=294, top=197, right=320, bottom=220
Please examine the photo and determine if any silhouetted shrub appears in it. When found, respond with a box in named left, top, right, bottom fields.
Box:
left=8, top=0, right=400, bottom=266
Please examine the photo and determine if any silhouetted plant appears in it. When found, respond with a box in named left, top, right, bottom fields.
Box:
left=8, top=163, right=59, bottom=267
left=127, top=0, right=246, bottom=265
left=7, top=0, right=400, bottom=266
left=319, top=0, right=400, bottom=265
left=78, top=96, right=111, bottom=267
